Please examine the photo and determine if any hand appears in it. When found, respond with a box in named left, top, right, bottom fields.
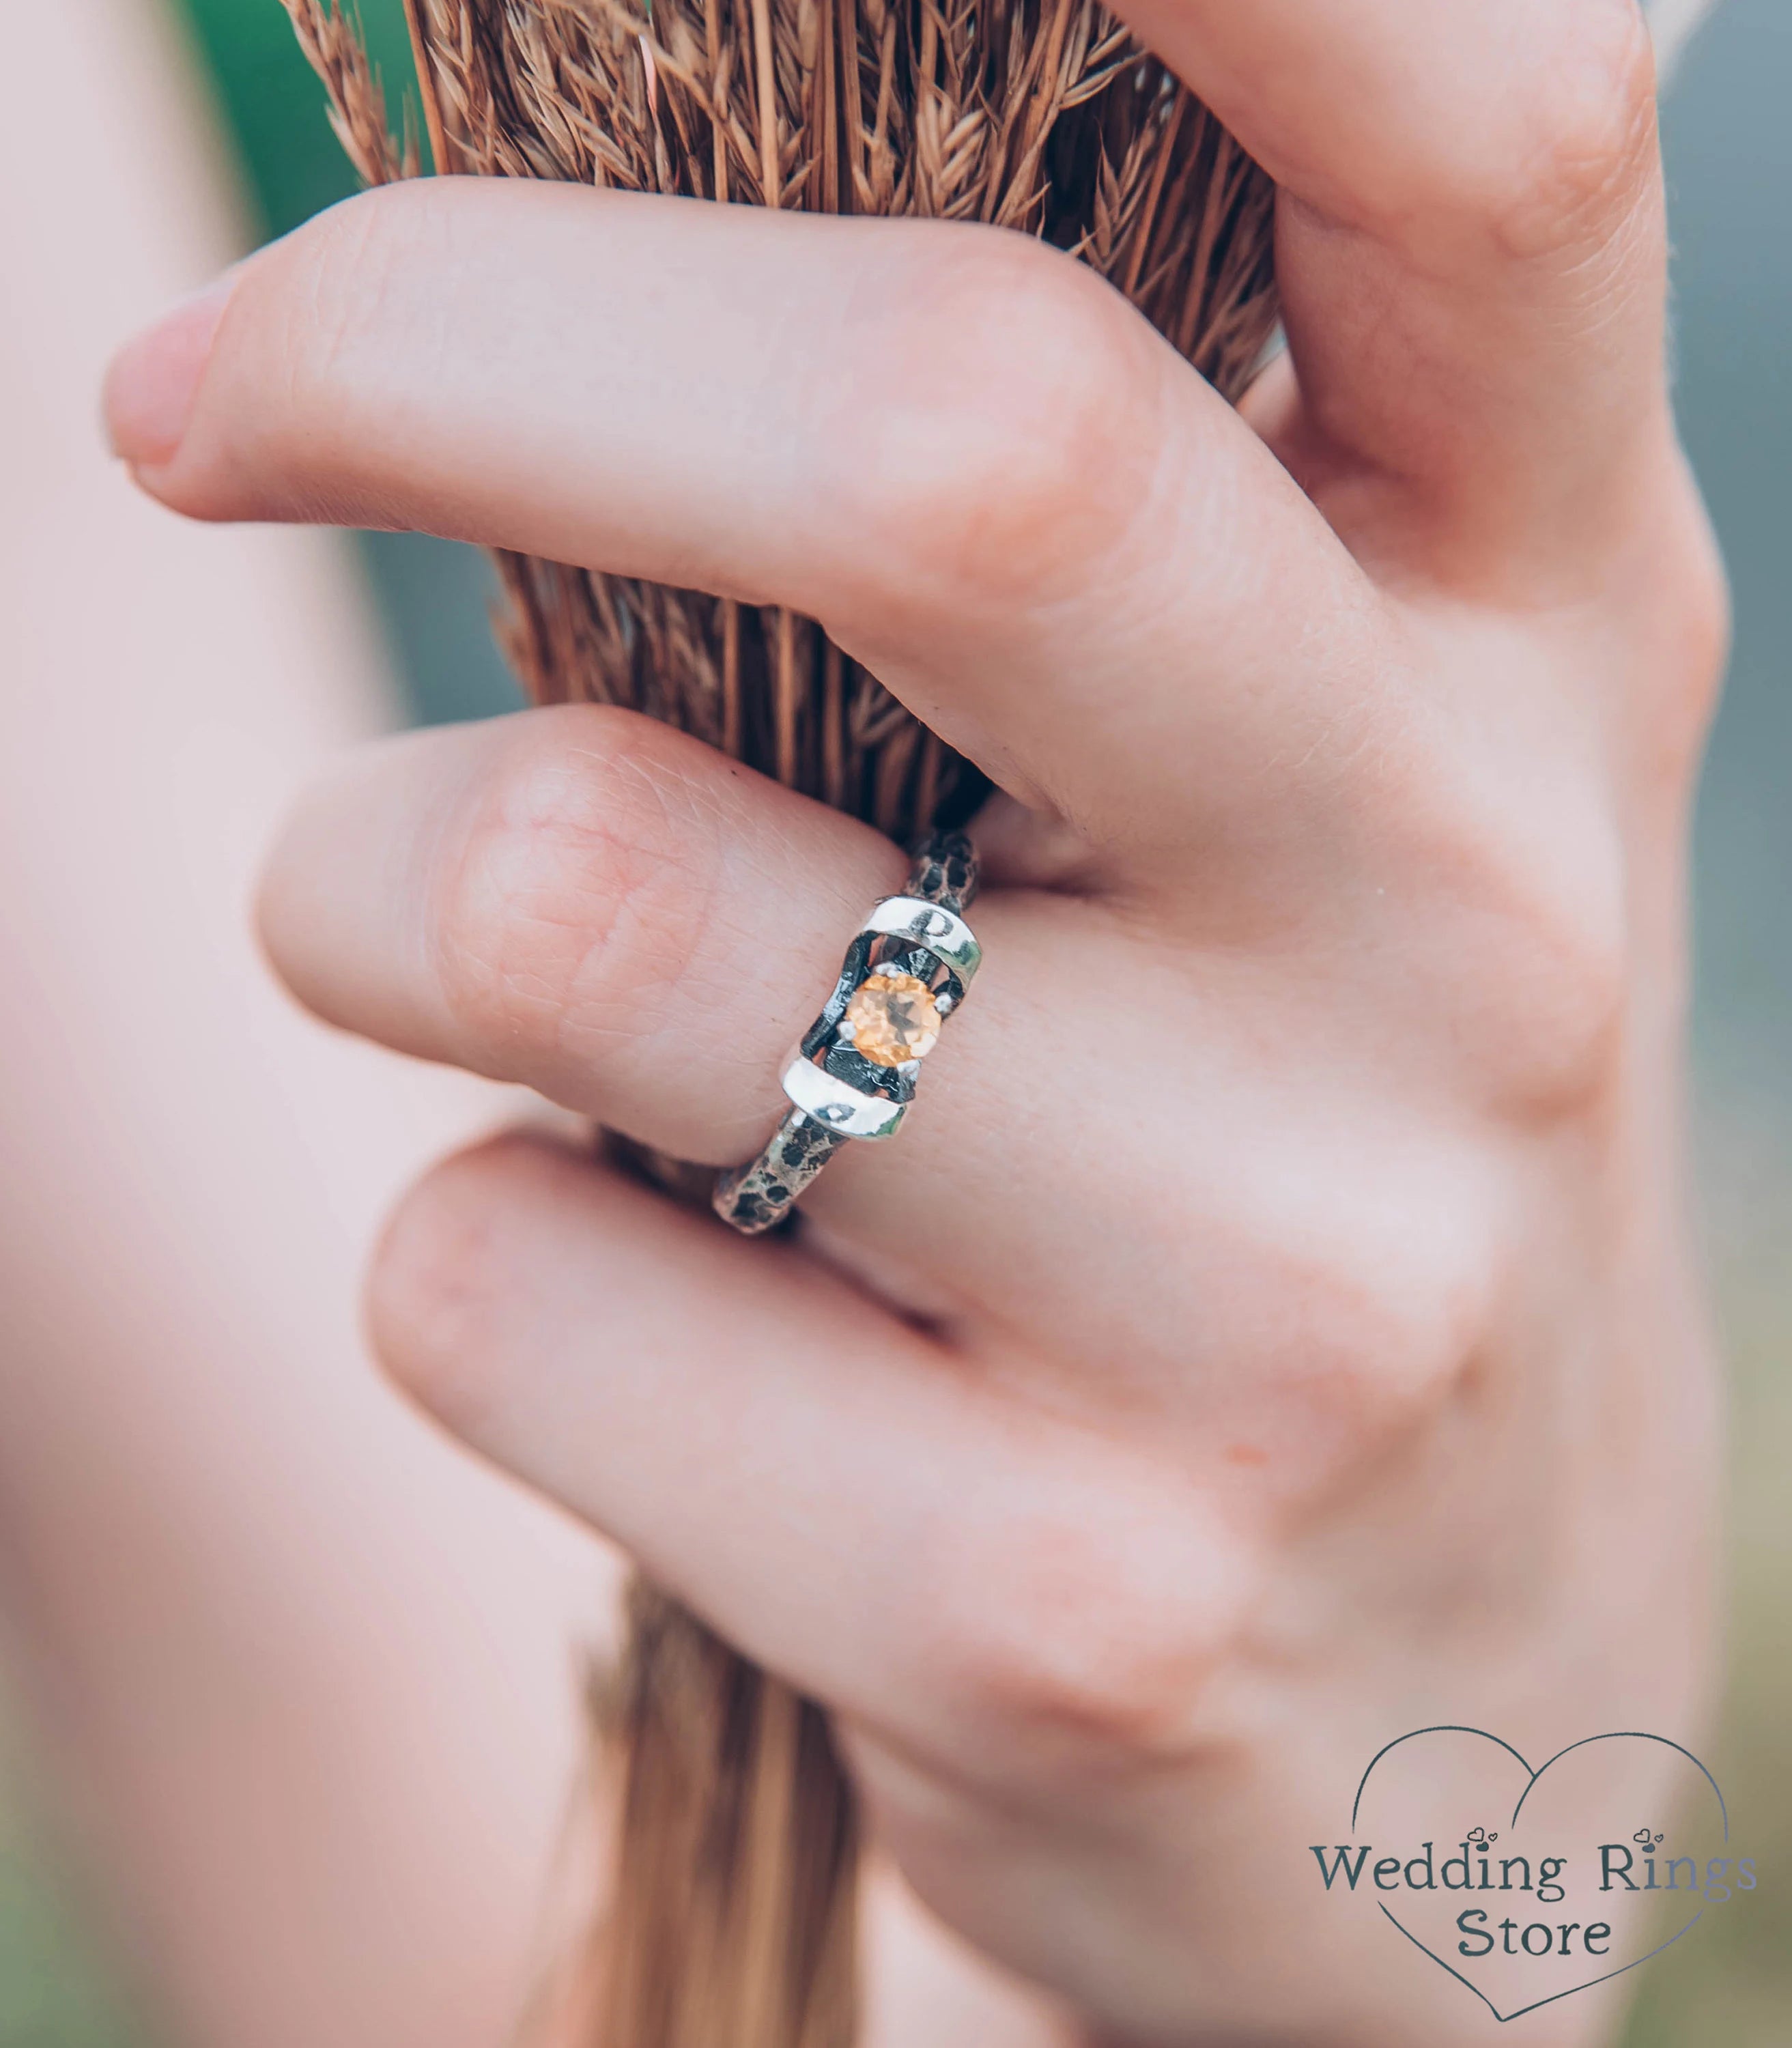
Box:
left=106, top=1, right=1726, bottom=2039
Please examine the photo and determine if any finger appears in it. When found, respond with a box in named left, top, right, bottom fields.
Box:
left=255, top=698, right=1475, bottom=1423
left=367, top=1130, right=1253, bottom=1781
left=261, top=702, right=1139, bottom=1288
left=262, top=700, right=1492, bottom=1466
left=106, top=175, right=1380, bottom=859
left=258, top=704, right=907, bottom=1167
left=258, top=702, right=1205, bottom=1335
left=1116, top=0, right=1673, bottom=570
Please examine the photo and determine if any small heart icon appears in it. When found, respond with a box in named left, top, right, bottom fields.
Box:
left=1333, top=1726, right=1733, bottom=2023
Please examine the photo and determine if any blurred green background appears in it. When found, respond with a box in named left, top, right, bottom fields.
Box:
left=1, top=1, right=1786, bottom=2040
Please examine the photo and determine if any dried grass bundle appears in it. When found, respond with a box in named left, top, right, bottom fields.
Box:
left=285, top=0, right=1275, bottom=840
left=279, top=1, right=1277, bottom=2040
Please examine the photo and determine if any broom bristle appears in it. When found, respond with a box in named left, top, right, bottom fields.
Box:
left=284, top=0, right=1275, bottom=840
left=277, top=3, right=1277, bottom=2040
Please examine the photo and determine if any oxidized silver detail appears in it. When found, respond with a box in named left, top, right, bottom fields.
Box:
left=713, top=829, right=980, bottom=1236
left=780, top=1049, right=909, bottom=1139
left=860, top=898, right=982, bottom=983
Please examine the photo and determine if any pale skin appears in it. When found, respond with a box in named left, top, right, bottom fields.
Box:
left=104, top=0, right=1726, bottom=2042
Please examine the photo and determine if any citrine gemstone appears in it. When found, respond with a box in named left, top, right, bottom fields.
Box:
left=842, top=971, right=942, bottom=1067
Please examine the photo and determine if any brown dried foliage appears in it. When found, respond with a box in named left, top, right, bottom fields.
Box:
left=281, top=0, right=419, bottom=182
left=279, top=4, right=1277, bottom=2043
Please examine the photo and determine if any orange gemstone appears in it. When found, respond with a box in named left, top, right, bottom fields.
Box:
left=843, top=971, right=942, bottom=1067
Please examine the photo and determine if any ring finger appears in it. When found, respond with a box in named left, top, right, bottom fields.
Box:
left=259, top=703, right=1113, bottom=1279
left=262, top=702, right=1473, bottom=1395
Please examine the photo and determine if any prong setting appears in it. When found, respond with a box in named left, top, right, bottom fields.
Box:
left=715, top=831, right=980, bottom=1234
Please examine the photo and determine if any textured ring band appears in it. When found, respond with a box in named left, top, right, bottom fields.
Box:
left=713, top=831, right=981, bottom=1236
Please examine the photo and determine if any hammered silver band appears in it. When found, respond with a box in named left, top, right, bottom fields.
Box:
left=713, top=831, right=980, bottom=1235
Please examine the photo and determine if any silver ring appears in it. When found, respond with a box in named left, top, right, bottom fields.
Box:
left=713, top=831, right=981, bottom=1235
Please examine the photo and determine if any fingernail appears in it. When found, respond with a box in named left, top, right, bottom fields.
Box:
left=104, top=273, right=236, bottom=467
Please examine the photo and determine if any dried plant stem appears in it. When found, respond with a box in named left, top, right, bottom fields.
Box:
left=399, top=0, right=450, bottom=172
left=275, top=3, right=1278, bottom=2042
left=595, top=1586, right=859, bottom=2047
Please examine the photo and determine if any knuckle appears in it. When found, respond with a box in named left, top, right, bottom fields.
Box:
left=1643, top=496, right=1733, bottom=767
left=1680, top=530, right=1735, bottom=714
left=1488, top=10, right=1660, bottom=262
left=1262, top=1173, right=1501, bottom=1448
left=1494, top=879, right=1630, bottom=1112
left=280, top=186, right=403, bottom=375
left=911, top=1456, right=1249, bottom=1767
left=233, top=183, right=442, bottom=517
left=1360, top=10, right=1659, bottom=268
left=1382, top=717, right=1635, bottom=1123
left=820, top=230, right=1167, bottom=618
left=431, top=707, right=717, bottom=1087
left=1442, top=821, right=1632, bottom=1122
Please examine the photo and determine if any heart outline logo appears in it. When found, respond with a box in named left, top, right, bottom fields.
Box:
left=1350, top=1726, right=1729, bottom=2024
